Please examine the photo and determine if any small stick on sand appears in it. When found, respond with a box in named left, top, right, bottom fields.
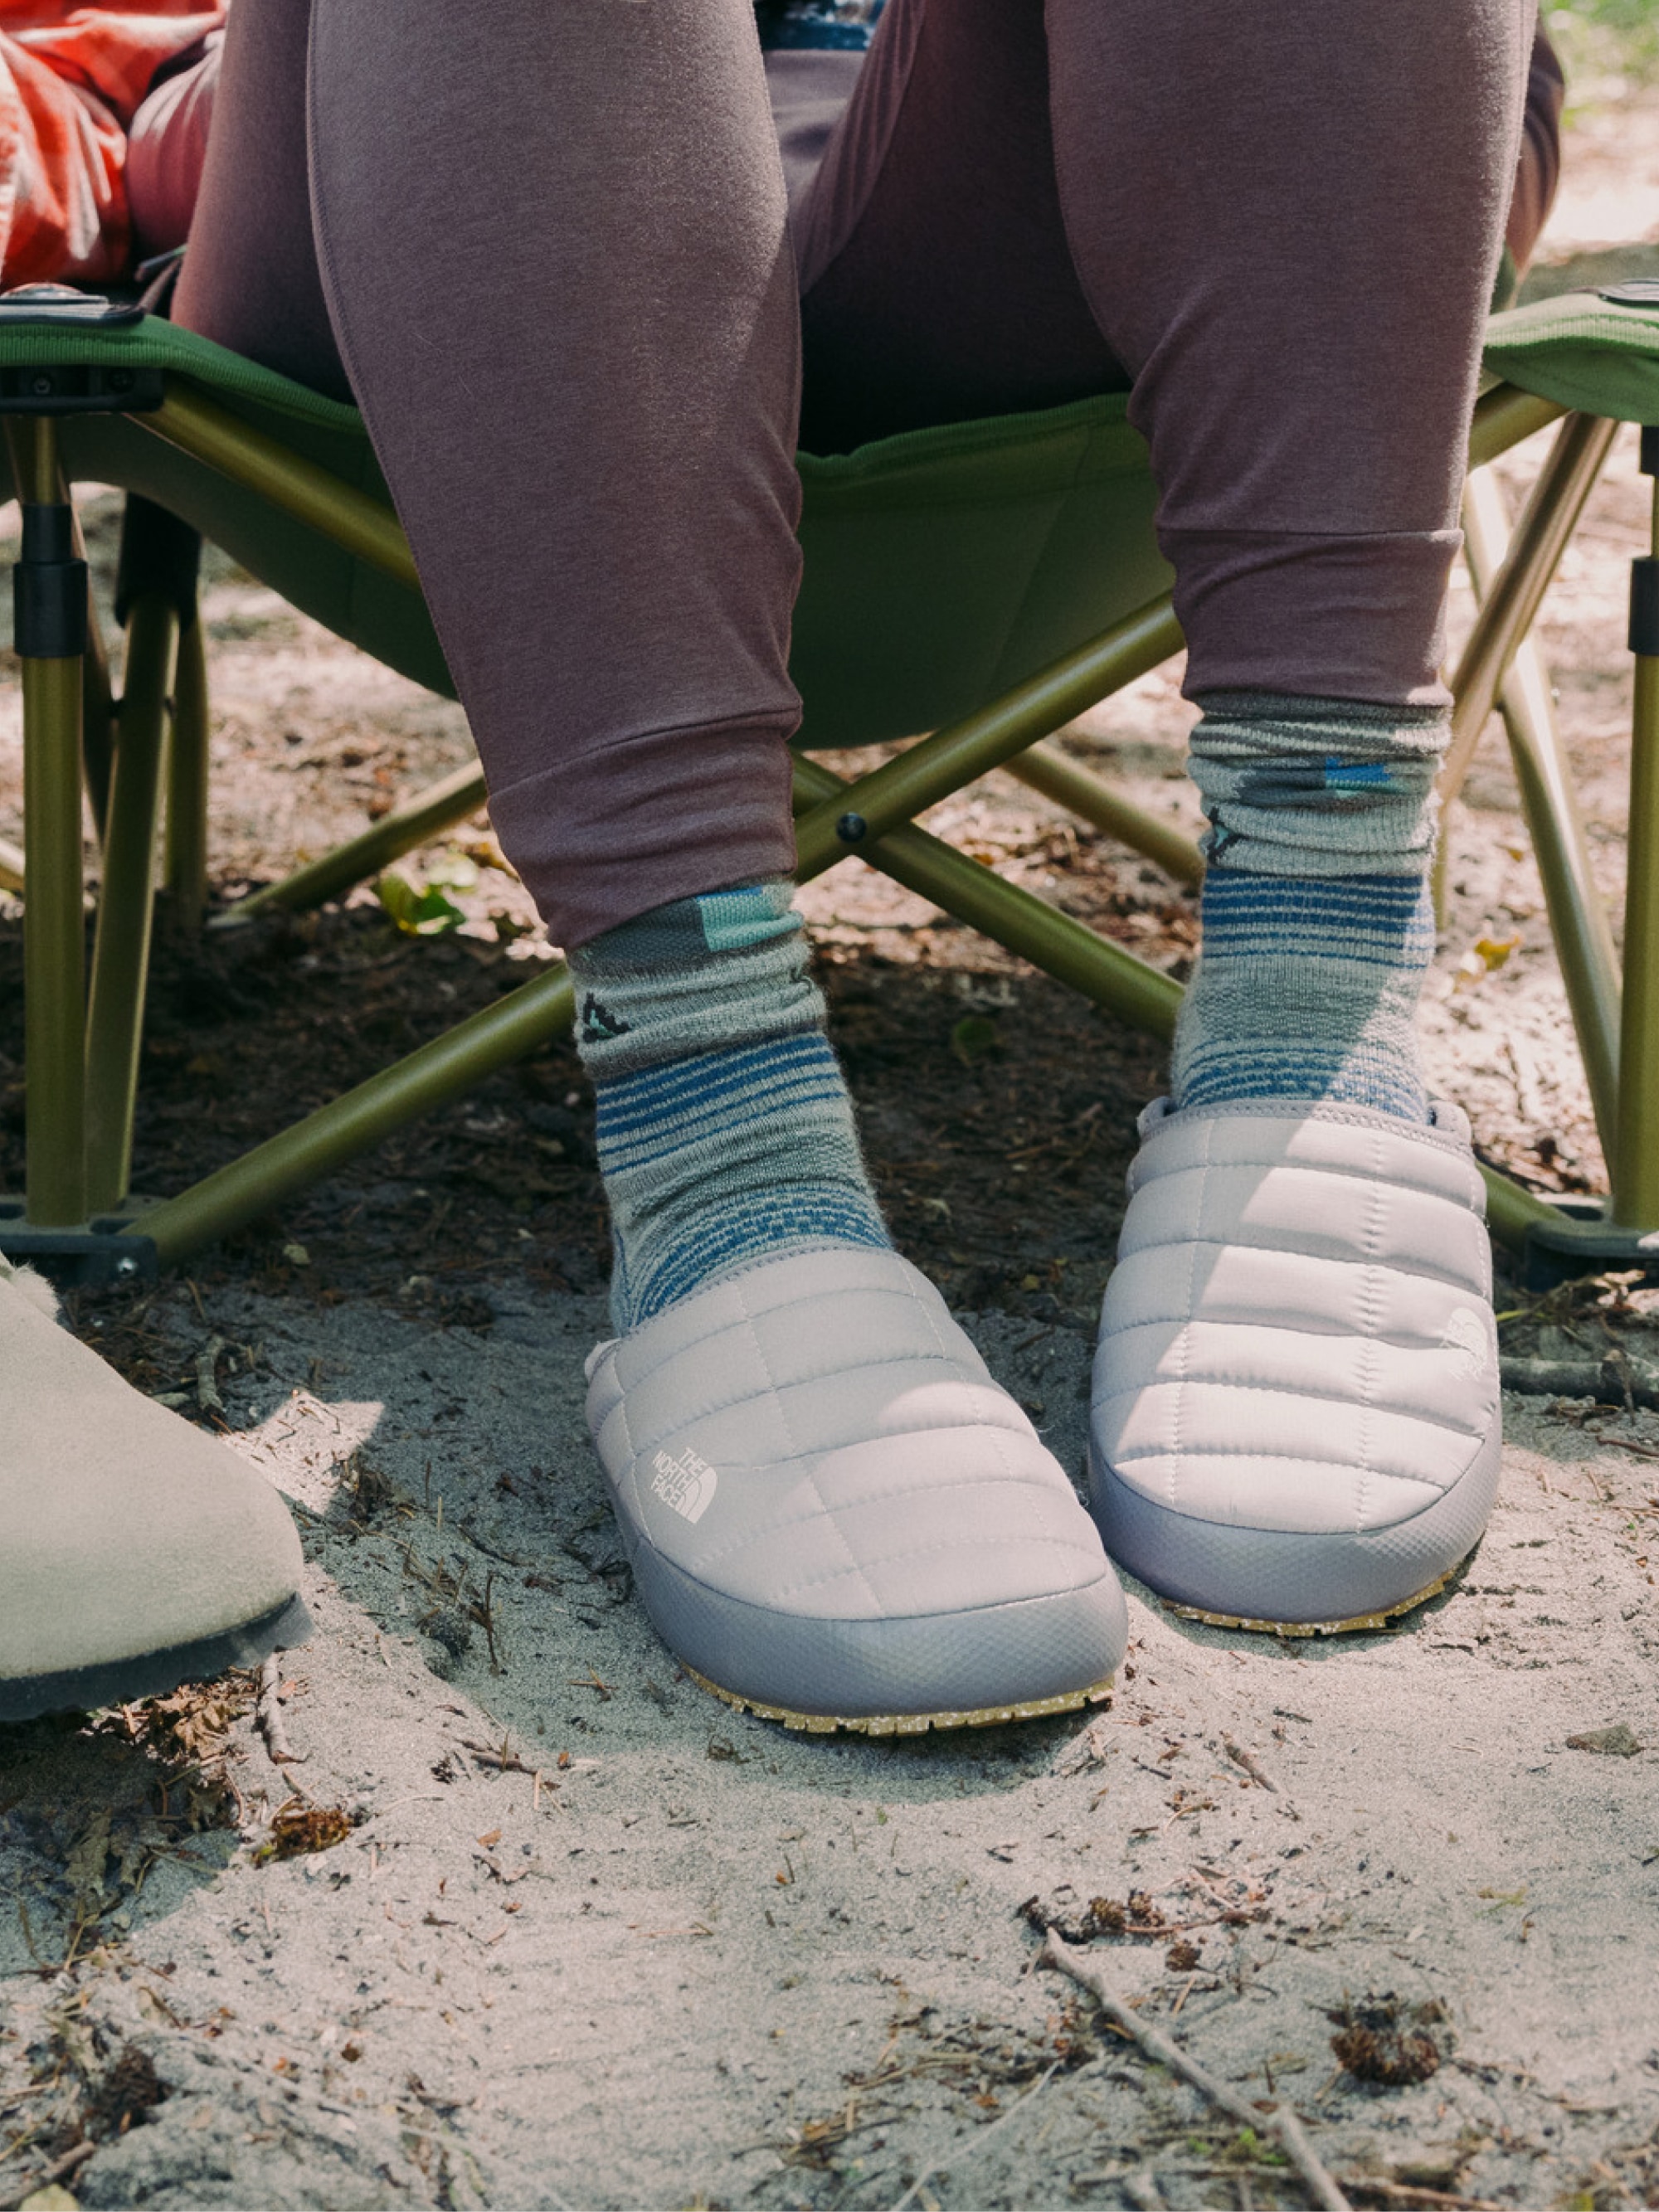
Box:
left=1223, top=1736, right=1279, bottom=1793
left=2, top=2132, right=98, bottom=2208
left=257, top=1652, right=303, bottom=1766
left=1041, top=1928, right=1350, bottom=2212
left=195, top=1335, right=226, bottom=1417
left=1341, top=2183, right=1506, bottom=2212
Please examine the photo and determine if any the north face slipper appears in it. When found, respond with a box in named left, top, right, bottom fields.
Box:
left=586, top=1245, right=1126, bottom=1732
left=1088, top=1096, right=1501, bottom=1635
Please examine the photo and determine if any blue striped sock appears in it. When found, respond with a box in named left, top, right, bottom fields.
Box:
left=568, top=881, right=890, bottom=1331
left=1173, top=695, right=1450, bottom=1123
left=1173, top=871, right=1436, bottom=1121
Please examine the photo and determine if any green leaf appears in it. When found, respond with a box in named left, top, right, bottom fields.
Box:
left=377, top=870, right=464, bottom=936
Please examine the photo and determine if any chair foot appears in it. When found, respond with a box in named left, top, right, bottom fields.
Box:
left=1522, top=1204, right=1659, bottom=1290
left=0, top=1197, right=159, bottom=1287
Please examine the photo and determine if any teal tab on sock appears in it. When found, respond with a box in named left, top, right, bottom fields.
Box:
left=696, top=883, right=800, bottom=952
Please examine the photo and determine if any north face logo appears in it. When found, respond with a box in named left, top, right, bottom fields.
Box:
left=650, top=1445, right=718, bottom=1524
left=1442, top=1305, right=1488, bottom=1380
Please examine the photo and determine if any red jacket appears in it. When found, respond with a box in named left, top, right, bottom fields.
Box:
left=0, top=2, right=222, bottom=284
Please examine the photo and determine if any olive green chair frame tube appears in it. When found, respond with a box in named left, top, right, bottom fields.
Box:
left=84, top=591, right=179, bottom=1216
left=164, top=610, right=212, bottom=935
left=138, top=382, right=420, bottom=592
left=1002, top=739, right=1204, bottom=888
left=1440, top=411, right=1619, bottom=812
left=79, top=551, right=115, bottom=843
left=1462, top=464, right=1623, bottom=1157
left=136, top=961, right=577, bottom=1264
left=9, top=418, right=88, bottom=1229
left=1614, top=464, right=1659, bottom=1232
left=791, top=753, right=1181, bottom=1038
left=792, top=596, right=1185, bottom=867
left=222, top=759, right=489, bottom=924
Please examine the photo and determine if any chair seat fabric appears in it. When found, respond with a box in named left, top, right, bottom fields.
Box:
left=1, top=286, right=1647, bottom=746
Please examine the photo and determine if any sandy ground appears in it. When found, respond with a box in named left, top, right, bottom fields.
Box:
left=4, top=72, right=1659, bottom=2212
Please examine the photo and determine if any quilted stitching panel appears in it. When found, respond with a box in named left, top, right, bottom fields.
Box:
left=588, top=1251, right=1107, bottom=1622
left=1130, top=1101, right=1483, bottom=1207
left=1097, top=1319, right=1496, bottom=1434
left=1102, top=1241, right=1491, bottom=1344
left=1093, top=1104, right=1499, bottom=1541
left=1117, top=1167, right=1491, bottom=1291
left=1100, top=1448, right=1444, bottom=1534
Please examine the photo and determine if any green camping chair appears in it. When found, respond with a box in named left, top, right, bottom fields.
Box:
left=0, top=280, right=1657, bottom=1287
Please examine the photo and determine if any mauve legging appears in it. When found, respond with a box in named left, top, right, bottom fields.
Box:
left=171, top=0, right=1539, bottom=948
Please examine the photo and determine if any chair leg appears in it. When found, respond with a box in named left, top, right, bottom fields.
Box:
left=80, top=566, right=115, bottom=845
left=84, top=592, right=179, bottom=1216
left=794, top=594, right=1182, bottom=873
left=115, top=495, right=207, bottom=940
left=163, top=608, right=211, bottom=935
left=1462, top=466, right=1623, bottom=1156
left=1003, top=740, right=1204, bottom=889
left=1440, top=413, right=1618, bottom=824
left=6, top=418, right=88, bottom=1229
left=1613, top=428, right=1659, bottom=1233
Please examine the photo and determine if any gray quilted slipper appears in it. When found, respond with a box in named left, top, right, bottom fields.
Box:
left=1, top=1254, right=308, bottom=1723
left=585, top=1247, right=1126, bottom=1732
left=1088, top=1096, right=1501, bottom=1633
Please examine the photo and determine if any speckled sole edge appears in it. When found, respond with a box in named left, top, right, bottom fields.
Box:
left=684, top=1665, right=1116, bottom=1736
left=1165, top=1563, right=1462, bottom=1640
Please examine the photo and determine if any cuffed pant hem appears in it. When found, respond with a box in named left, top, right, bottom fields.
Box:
left=488, top=716, right=799, bottom=950
left=1165, top=527, right=1462, bottom=709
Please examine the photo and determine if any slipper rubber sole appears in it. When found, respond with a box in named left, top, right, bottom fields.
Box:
left=684, top=1662, right=1116, bottom=1736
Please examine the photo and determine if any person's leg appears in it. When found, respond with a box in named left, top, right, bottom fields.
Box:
left=794, top=0, right=1124, bottom=457
left=794, top=0, right=1529, bottom=1630
left=1508, top=23, right=1566, bottom=279
left=799, top=0, right=1528, bottom=1123
left=174, top=0, right=888, bottom=1333
left=126, top=31, right=225, bottom=265
left=179, top=0, right=802, bottom=941
left=172, top=0, right=1126, bottom=1726
left=1045, top=0, right=1530, bottom=1627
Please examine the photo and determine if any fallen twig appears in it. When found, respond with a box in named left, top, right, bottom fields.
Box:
left=1342, top=2182, right=1505, bottom=2212
left=256, top=1652, right=303, bottom=1767
left=0, top=2135, right=97, bottom=2210
left=1041, top=1928, right=1350, bottom=2212
left=460, top=1736, right=538, bottom=1777
left=1501, top=1354, right=1659, bottom=1412
left=1222, top=1737, right=1279, bottom=1793
left=196, top=1335, right=226, bottom=1417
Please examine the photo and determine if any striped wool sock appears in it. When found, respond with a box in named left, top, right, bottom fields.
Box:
left=1172, top=695, right=1450, bottom=1124
left=568, top=879, right=890, bottom=1332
